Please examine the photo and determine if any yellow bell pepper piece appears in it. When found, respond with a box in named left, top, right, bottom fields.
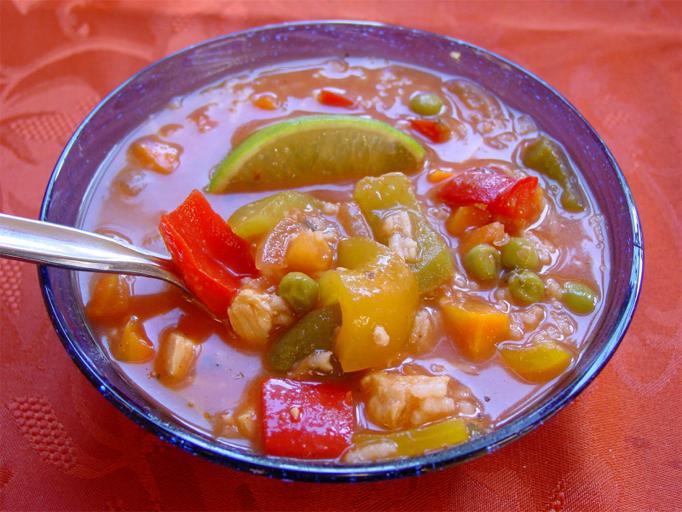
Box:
left=440, top=299, right=510, bottom=362
left=500, top=342, right=573, bottom=383
left=353, top=173, right=455, bottom=293
left=319, top=238, right=418, bottom=372
left=348, top=417, right=470, bottom=460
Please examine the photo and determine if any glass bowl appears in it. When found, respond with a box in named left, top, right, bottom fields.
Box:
left=39, top=20, right=643, bottom=482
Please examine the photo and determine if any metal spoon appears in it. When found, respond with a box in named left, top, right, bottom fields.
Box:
left=0, top=212, right=189, bottom=294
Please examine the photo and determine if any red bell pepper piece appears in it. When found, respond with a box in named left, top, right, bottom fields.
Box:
left=159, top=190, right=258, bottom=316
left=439, top=169, right=543, bottom=226
left=489, top=176, right=542, bottom=220
left=439, top=169, right=514, bottom=206
left=261, top=378, right=354, bottom=459
left=409, top=119, right=452, bottom=143
left=317, top=89, right=355, bottom=108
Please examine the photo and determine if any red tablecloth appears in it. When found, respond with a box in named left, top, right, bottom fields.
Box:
left=1, top=2, right=680, bottom=510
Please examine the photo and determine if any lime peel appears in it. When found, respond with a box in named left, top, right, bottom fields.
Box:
left=208, top=115, right=425, bottom=193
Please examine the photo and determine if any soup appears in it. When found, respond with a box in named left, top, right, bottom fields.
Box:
left=81, top=57, right=607, bottom=462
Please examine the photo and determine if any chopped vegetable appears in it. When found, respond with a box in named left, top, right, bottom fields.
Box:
left=463, top=243, right=501, bottom=283
left=227, top=191, right=321, bottom=240
left=159, top=190, right=259, bottom=316
left=561, top=281, right=598, bottom=314
left=110, top=316, right=154, bottom=363
left=267, top=305, right=341, bottom=372
left=208, top=115, right=425, bottom=193
left=427, top=169, right=454, bottom=183
left=319, top=238, right=419, bottom=372
left=344, top=417, right=469, bottom=463
left=500, top=342, right=573, bottom=383
left=285, top=230, right=333, bottom=275
left=277, top=272, right=319, bottom=313
left=441, top=298, right=510, bottom=362
left=508, top=270, right=545, bottom=304
left=409, top=93, right=444, bottom=116
left=522, top=136, right=585, bottom=212
left=409, top=119, right=452, bottom=143
left=155, top=330, right=199, bottom=385
left=501, top=237, right=541, bottom=271
left=458, top=221, right=506, bottom=256
left=438, top=168, right=543, bottom=231
left=129, top=135, right=182, bottom=174
left=252, top=93, right=279, bottom=110
left=317, top=89, right=355, bottom=108
left=445, top=206, right=493, bottom=236
left=261, top=378, right=354, bottom=458
left=353, top=173, right=455, bottom=292
left=86, top=274, right=131, bottom=322
left=439, top=169, right=514, bottom=207
left=488, top=176, right=542, bottom=220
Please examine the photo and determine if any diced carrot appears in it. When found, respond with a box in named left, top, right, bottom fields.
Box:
left=110, top=316, right=155, bottom=363
left=445, top=206, right=493, bottom=237
left=458, top=221, right=506, bottom=256
left=409, top=119, right=452, bottom=143
left=440, top=299, right=510, bottom=362
left=500, top=342, right=573, bottom=383
left=129, top=135, right=182, bottom=174
left=252, top=93, right=280, bottom=110
left=317, top=89, right=355, bottom=108
left=86, top=274, right=131, bottom=323
left=427, top=170, right=453, bottom=183
left=285, top=231, right=333, bottom=275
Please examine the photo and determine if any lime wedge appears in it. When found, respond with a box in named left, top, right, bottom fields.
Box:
left=207, top=115, right=425, bottom=193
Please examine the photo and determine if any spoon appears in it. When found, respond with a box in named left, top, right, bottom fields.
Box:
left=0, top=212, right=189, bottom=294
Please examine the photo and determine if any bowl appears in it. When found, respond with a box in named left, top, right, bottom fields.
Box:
left=39, top=20, right=643, bottom=482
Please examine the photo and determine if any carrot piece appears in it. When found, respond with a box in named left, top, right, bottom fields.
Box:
left=129, top=135, right=182, bottom=174
left=110, top=316, right=155, bottom=363
left=458, top=221, right=506, bottom=256
left=427, top=170, right=453, bottom=183
left=317, top=89, right=355, bottom=108
left=252, top=93, right=279, bottom=110
left=86, top=274, right=131, bottom=323
left=440, top=299, right=510, bottom=362
left=409, top=119, right=452, bottom=143
left=445, top=206, right=493, bottom=237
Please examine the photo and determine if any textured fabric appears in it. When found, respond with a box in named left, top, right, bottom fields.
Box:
left=1, top=1, right=680, bottom=510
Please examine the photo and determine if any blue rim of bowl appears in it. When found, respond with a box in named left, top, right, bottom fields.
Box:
left=38, top=20, right=644, bottom=483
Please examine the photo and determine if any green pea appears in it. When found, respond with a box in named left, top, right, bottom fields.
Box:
left=508, top=270, right=545, bottom=304
left=278, top=272, right=319, bottom=313
left=409, top=93, right=444, bottom=116
left=562, top=281, right=598, bottom=314
left=463, top=244, right=500, bottom=282
left=501, top=237, right=541, bottom=271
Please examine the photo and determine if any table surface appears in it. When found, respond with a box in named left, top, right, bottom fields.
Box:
left=1, top=1, right=680, bottom=510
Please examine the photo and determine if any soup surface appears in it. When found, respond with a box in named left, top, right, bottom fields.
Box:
left=81, top=57, right=608, bottom=462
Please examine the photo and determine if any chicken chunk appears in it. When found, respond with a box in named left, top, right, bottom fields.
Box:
left=289, top=350, right=335, bottom=377
left=361, top=371, right=458, bottom=429
left=408, top=309, right=437, bottom=354
left=227, top=288, right=293, bottom=345
left=382, top=211, right=419, bottom=262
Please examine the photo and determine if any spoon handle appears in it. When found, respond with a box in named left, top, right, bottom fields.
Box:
left=0, top=213, right=185, bottom=290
